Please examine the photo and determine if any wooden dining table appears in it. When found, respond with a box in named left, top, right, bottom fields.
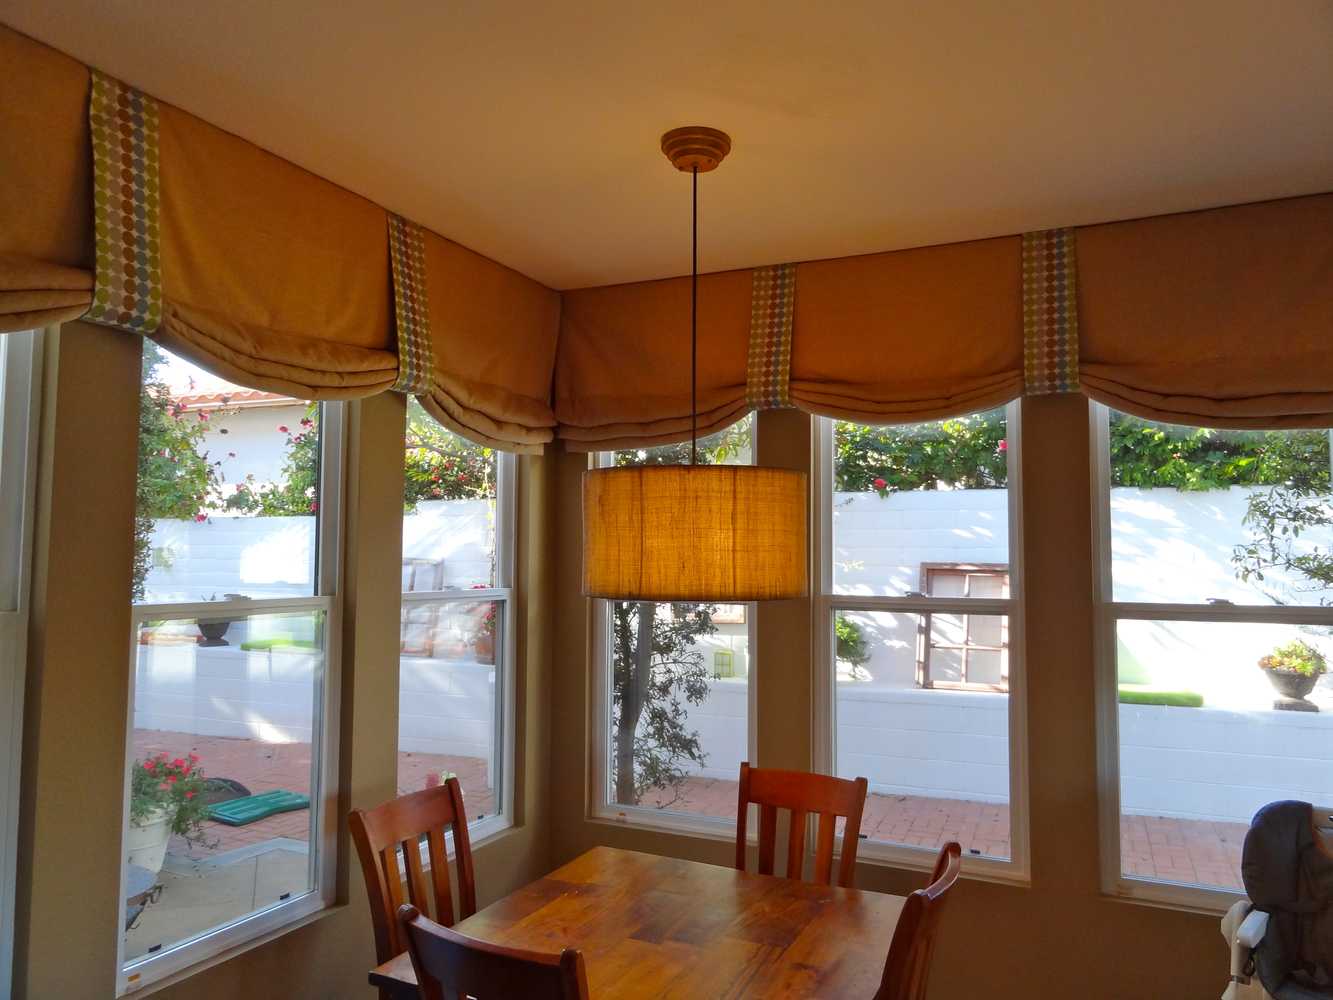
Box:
left=369, top=844, right=905, bottom=998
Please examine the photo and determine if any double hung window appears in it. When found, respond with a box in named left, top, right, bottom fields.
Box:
left=397, top=400, right=515, bottom=840
left=814, top=405, right=1027, bottom=875
left=1093, top=407, right=1333, bottom=906
left=590, top=417, right=756, bottom=834
left=119, top=344, right=343, bottom=992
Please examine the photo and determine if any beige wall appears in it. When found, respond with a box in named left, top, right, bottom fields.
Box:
left=13, top=326, right=552, bottom=999
left=549, top=400, right=1225, bottom=999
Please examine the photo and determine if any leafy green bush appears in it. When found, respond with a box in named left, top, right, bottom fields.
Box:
left=835, top=614, right=870, bottom=667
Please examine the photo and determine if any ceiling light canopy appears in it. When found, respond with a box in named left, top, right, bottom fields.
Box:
left=581, top=128, right=808, bottom=603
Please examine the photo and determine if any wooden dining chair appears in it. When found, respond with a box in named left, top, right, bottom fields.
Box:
left=351, top=778, right=477, bottom=967
left=873, top=841, right=963, bottom=1000
left=398, top=903, right=591, bottom=1000
left=733, top=761, right=869, bottom=888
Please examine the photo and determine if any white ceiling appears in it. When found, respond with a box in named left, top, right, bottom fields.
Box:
left=3, top=1, right=1331, bottom=290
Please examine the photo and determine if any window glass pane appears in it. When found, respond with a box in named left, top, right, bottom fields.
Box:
left=604, top=417, right=752, bottom=821
left=397, top=598, right=502, bottom=822
left=833, top=410, right=1009, bottom=597
left=403, top=399, right=497, bottom=590
left=834, top=610, right=1011, bottom=859
left=1116, top=619, right=1333, bottom=891
left=1108, top=412, right=1333, bottom=606
left=135, top=343, right=320, bottom=604
left=126, top=610, right=324, bottom=961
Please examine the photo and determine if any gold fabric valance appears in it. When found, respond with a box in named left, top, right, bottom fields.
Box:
left=1078, top=193, right=1333, bottom=428
left=0, top=25, right=93, bottom=331
left=408, top=228, right=561, bottom=453
left=0, top=23, right=560, bottom=451
left=555, top=269, right=753, bottom=451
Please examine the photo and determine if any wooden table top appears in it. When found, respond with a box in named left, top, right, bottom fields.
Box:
left=369, top=845, right=904, bottom=998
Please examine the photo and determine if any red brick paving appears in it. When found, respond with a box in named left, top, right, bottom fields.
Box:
left=136, top=731, right=1247, bottom=890
left=647, top=775, right=1247, bottom=890
left=132, top=731, right=496, bottom=858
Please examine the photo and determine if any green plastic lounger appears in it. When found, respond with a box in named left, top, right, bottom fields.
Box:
left=207, top=789, right=310, bottom=826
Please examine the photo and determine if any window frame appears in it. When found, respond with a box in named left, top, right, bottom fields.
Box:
left=587, top=423, right=760, bottom=840
left=813, top=402, right=1031, bottom=884
left=917, top=564, right=1011, bottom=693
left=1088, top=403, right=1333, bottom=912
left=115, top=396, right=347, bottom=995
left=397, top=449, right=518, bottom=848
left=0, top=331, right=42, bottom=995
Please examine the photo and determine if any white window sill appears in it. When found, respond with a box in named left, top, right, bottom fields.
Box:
left=589, top=805, right=738, bottom=844
left=122, top=891, right=336, bottom=996
left=1106, top=875, right=1242, bottom=917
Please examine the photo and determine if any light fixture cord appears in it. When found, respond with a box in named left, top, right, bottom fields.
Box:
left=691, top=164, right=698, bottom=466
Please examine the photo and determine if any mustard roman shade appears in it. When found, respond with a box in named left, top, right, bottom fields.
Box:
left=555, top=269, right=753, bottom=450
left=0, top=25, right=93, bottom=331
left=1078, top=193, right=1333, bottom=428
left=409, top=229, right=561, bottom=453
left=0, top=23, right=561, bottom=449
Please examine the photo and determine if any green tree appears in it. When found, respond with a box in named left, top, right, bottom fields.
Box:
left=224, top=404, right=321, bottom=516
left=609, top=420, right=749, bottom=807
left=402, top=399, right=495, bottom=509
left=133, top=342, right=221, bottom=599
left=834, top=411, right=1007, bottom=494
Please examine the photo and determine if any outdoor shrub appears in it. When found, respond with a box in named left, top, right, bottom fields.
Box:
left=130, top=751, right=216, bottom=848
left=1259, top=639, right=1328, bottom=677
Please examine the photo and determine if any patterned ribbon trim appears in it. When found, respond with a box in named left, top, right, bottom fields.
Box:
left=86, top=71, right=162, bottom=333
left=746, top=263, right=797, bottom=409
left=388, top=215, right=433, bottom=394
left=1022, top=228, right=1080, bottom=395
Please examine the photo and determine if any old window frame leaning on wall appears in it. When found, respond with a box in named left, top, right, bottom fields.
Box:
left=398, top=411, right=517, bottom=847
left=1091, top=404, right=1333, bottom=911
left=0, top=331, right=41, bottom=996
left=812, top=403, right=1031, bottom=883
left=588, top=417, right=759, bottom=839
left=115, top=357, right=346, bottom=995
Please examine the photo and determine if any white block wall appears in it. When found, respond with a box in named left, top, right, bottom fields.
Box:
left=144, top=499, right=494, bottom=603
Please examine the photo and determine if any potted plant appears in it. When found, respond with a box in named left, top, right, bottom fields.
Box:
left=1258, top=639, right=1327, bottom=705
left=127, top=751, right=216, bottom=876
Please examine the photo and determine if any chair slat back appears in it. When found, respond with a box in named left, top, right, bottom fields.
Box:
left=399, top=903, right=591, bottom=1000
left=733, top=762, right=869, bottom=888
left=350, top=779, right=477, bottom=964
left=874, top=841, right=963, bottom=1000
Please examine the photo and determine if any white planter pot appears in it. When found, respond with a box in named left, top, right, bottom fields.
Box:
left=126, top=807, right=173, bottom=875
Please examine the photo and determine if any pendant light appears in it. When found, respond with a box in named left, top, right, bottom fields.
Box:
left=581, top=127, right=807, bottom=602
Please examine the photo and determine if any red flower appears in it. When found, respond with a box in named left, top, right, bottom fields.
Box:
left=309, top=500, right=319, bottom=512
left=188, top=752, right=199, bottom=762
left=158, top=782, right=170, bottom=791
left=277, top=424, right=290, bottom=433
left=997, top=439, right=1008, bottom=453
left=143, top=760, right=156, bottom=771
left=197, top=411, right=209, bottom=422
left=172, top=758, right=185, bottom=768
left=184, top=791, right=195, bottom=800
left=194, top=513, right=207, bottom=523
left=165, top=774, right=178, bottom=784
left=873, top=478, right=887, bottom=490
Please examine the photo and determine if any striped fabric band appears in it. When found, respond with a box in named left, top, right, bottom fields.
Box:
left=388, top=215, right=433, bottom=394
left=746, top=263, right=796, bottom=409
left=85, top=71, right=162, bottom=333
left=1022, top=228, right=1080, bottom=395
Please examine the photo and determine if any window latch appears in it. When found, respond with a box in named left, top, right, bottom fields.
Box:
left=1206, top=597, right=1234, bottom=605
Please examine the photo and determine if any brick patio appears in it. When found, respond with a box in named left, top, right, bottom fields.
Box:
left=646, top=775, right=1247, bottom=890
left=135, top=731, right=1246, bottom=891
left=132, top=731, right=496, bottom=858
